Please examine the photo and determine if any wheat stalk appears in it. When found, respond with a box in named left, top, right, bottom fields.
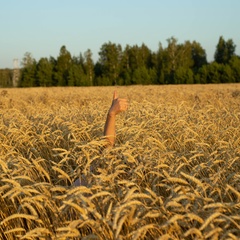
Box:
left=1, top=84, right=240, bottom=239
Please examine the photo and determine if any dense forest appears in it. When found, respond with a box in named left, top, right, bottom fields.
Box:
left=0, top=36, right=239, bottom=87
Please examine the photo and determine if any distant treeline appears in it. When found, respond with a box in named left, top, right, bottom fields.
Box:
left=0, top=36, right=240, bottom=87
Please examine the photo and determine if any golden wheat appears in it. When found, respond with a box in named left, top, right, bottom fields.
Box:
left=0, top=84, right=240, bottom=239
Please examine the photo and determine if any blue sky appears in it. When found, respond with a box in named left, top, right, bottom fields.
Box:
left=1, top=0, right=239, bottom=68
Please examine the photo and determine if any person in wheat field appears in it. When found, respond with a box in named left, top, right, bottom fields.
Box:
left=73, top=90, right=128, bottom=186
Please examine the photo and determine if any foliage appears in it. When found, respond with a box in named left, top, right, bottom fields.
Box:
left=98, top=42, right=122, bottom=85
left=36, top=58, right=53, bottom=87
left=54, top=45, right=72, bottom=86
left=214, top=36, right=236, bottom=64
left=0, top=69, right=12, bottom=87
left=1, top=36, right=240, bottom=87
left=229, top=56, right=240, bottom=83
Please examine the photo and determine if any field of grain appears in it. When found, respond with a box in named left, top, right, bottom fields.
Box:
left=0, top=84, right=240, bottom=239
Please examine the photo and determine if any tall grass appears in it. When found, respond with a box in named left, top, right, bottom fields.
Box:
left=0, top=84, right=240, bottom=239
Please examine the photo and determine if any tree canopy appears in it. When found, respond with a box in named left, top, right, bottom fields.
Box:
left=0, top=36, right=239, bottom=87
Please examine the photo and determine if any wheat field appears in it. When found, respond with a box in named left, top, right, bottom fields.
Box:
left=0, top=84, right=240, bottom=240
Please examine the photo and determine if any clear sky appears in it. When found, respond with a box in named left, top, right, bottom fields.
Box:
left=1, top=0, right=239, bottom=68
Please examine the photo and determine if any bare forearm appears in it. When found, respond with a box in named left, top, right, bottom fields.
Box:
left=104, top=112, right=116, bottom=146
left=104, top=90, right=128, bottom=146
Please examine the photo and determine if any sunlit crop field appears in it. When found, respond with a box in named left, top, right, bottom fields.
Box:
left=0, top=84, right=240, bottom=239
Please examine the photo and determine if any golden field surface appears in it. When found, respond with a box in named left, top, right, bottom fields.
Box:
left=0, top=84, right=240, bottom=240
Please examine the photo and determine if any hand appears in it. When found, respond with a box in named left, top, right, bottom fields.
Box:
left=108, top=91, right=128, bottom=116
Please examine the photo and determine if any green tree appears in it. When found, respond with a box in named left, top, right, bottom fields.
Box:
left=128, top=44, right=152, bottom=71
left=206, top=62, right=221, bottom=83
left=138, top=43, right=152, bottom=68
left=191, top=41, right=207, bottom=72
left=166, top=37, right=179, bottom=76
left=132, top=66, right=156, bottom=85
left=229, top=56, right=240, bottom=82
left=178, top=41, right=194, bottom=69
left=155, top=43, right=166, bottom=84
left=83, top=49, right=94, bottom=86
left=219, top=64, right=234, bottom=83
left=174, top=67, right=194, bottom=84
left=36, top=57, right=53, bottom=86
left=119, top=45, right=132, bottom=85
left=54, top=46, right=72, bottom=86
left=98, top=42, right=122, bottom=85
left=157, top=37, right=194, bottom=84
left=19, top=52, right=37, bottom=87
left=68, top=63, right=85, bottom=86
left=119, top=43, right=155, bottom=85
left=196, top=65, right=208, bottom=84
left=163, top=37, right=179, bottom=83
left=21, top=52, right=35, bottom=68
left=214, top=36, right=236, bottom=64
left=0, top=69, right=12, bottom=87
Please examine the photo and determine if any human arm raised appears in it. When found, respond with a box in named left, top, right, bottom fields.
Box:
left=104, top=91, right=128, bottom=146
left=73, top=91, right=128, bottom=187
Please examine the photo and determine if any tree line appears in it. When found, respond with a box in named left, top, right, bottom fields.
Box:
left=0, top=36, right=240, bottom=87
